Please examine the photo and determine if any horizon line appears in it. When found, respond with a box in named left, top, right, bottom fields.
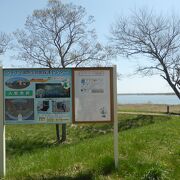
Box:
left=118, top=93, right=175, bottom=95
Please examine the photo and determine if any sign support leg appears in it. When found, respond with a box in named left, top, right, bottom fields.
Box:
left=113, top=65, right=118, bottom=169
left=0, top=66, right=5, bottom=177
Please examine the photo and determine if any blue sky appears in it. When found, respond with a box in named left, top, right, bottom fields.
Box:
left=0, top=0, right=180, bottom=93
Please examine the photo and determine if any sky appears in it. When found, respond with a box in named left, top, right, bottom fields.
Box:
left=0, top=0, right=180, bottom=93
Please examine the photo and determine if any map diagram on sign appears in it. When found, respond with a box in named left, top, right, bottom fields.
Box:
left=80, top=78, right=104, bottom=94
left=74, top=69, right=111, bottom=122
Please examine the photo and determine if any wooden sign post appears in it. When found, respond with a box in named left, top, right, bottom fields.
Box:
left=113, top=65, right=118, bottom=169
left=0, top=66, right=5, bottom=177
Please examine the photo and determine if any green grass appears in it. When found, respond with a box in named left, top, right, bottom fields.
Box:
left=4, top=114, right=180, bottom=179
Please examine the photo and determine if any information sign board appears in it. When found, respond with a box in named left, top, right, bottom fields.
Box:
left=1, top=66, right=117, bottom=178
left=4, top=69, right=72, bottom=124
left=72, top=68, right=114, bottom=123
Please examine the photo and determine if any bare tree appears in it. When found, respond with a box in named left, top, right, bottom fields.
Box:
left=110, top=9, right=180, bottom=99
left=14, top=0, right=107, bottom=68
left=0, top=32, right=10, bottom=55
left=14, top=0, right=108, bottom=143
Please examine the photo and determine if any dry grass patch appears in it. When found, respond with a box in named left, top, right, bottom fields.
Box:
left=118, top=104, right=180, bottom=114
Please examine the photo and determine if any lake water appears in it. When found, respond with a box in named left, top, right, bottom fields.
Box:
left=117, top=94, right=180, bottom=105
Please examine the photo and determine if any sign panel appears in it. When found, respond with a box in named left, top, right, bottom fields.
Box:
left=73, top=68, right=114, bottom=123
left=4, top=69, right=72, bottom=124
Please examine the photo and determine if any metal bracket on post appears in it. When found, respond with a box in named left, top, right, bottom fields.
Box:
left=113, top=65, right=118, bottom=169
left=0, top=66, right=5, bottom=177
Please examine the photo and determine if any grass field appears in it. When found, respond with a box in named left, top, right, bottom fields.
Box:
left=3, top=110, right=180, bottom=180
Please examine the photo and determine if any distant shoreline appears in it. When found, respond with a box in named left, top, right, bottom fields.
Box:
left=118, top=93, right=175, bottom=95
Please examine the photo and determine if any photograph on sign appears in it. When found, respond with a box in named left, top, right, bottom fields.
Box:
left=52, top=100, right=70, bottom=112
left=5, top=98, right=34, bottom=121
left=73, top=68, right=113, bottom=123
left=4, top=69, right=72, bottom=124
left=36, top=83, right=70, bottom=98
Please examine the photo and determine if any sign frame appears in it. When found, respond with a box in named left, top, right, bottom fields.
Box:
left=72, top=67, right=114, bottom=123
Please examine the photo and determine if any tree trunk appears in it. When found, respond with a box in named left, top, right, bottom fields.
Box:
left=164, top=74, right=180, bottom=99
left=170, top=84, right=180, bottom=99
left=160, top=60, right=180, bottom=100
left=61, top=124, right=66, bottom=142
left=56, top=124, right=61, bottom=144
left=60, top=65, right=67, bottom=142
left=55, top=124, right=67, bottom=143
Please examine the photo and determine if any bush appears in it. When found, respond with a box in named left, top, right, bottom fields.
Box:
left=141, top=166, right=166, bottom=180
